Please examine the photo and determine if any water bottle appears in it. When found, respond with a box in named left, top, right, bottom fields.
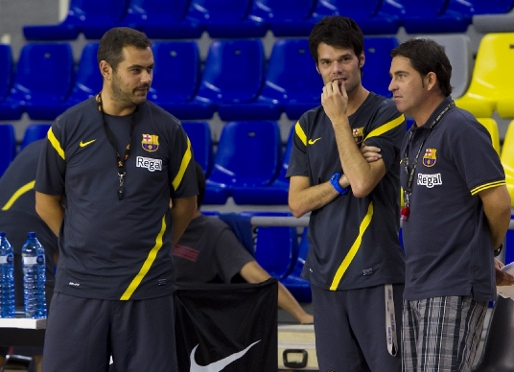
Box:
left=22, top=232, right=47, bottom=318
left=0, top=232, right=15, bottom=318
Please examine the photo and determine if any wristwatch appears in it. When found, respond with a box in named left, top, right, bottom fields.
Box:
left=330, top=172, right=349, bottom=195
left=494, top=244, right=503, bottom=257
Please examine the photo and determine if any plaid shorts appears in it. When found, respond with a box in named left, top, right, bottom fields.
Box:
left=402, top=296, right=487, bottom=372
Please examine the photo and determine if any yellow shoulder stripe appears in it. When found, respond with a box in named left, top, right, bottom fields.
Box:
left=172, top=137, right=192, bottom=191
left=363, top=114, right=405, bottom=142
left=470, top=180, right=506, bottom=195
left=47, top=127, right=65, bottom=160
left=120, top=214, right=167, bottom=300
left=1, top=181, right=35, bottom=211
left=330, top=201, right=374, bottom=291
left=294, top=121, right=307, bottom=147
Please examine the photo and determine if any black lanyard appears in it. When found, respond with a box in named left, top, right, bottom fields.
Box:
left=401, top=102, right=454, bottom=220
left=96, top=93, right=138, bottom=200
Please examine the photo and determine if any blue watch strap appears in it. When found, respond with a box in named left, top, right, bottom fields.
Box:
left=330, top=172, right=349, bottom=195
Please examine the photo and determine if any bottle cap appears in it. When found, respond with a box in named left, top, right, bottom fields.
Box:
left=27, top=232, right=36, bottom=239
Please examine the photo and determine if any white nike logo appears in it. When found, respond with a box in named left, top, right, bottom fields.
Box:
left=190, top=340, right=261, bottom=372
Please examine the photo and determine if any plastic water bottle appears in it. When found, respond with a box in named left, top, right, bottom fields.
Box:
left=0, top=232, right=15, bottom=318
left=22, top=232, right=47, bottom=318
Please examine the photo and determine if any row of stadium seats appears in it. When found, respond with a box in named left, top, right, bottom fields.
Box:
left=3, top=117, right=513, bottom=208
left=22, top=0, right=514, bottom=41
left=1, top=32, right=513, bottom=122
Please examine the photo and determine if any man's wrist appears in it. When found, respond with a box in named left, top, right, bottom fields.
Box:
left=494, top=244, right=503, bottom=257
left=330, top=172, right=349, bottom=195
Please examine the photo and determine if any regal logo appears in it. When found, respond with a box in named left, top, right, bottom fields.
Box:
left=422, top=148, right=437, bottom=167
left=142, top=134, right=159, bottom=152
left=353, top=127, right=364, bottom=145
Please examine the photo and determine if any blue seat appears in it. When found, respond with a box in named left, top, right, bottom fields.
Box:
left=187, top=0, right=269, bottom=38
left=231, top=123, right=294, bottom=205
left=20, top=124, right=51, bottom=152
left=23, top=0, right=127, bottom=40
left=65, top=42, right=102, bottom=107
left=182, top=122, right=213, bottom=177
left=398, top=0, right=473, bottom=33
left=280, top=227, right=312, bottom=303
left=362, top=36, right=399, bottom=98
left=204, top=121, right=282, bottom=205
left=148, top=41, right=214, bottom=120
left=11, top=43, right=74, bottom=120
left=0, top=124, right=16, bottom=178
left=196, top=39, right=278, bottom=121
left=121, top=0, right=203, bottom=39
left=473, top=0, right=514, bottom=32
left=470, top=0, right=514, bottom=14
left=0, top=44, right=22, bottom=121
left=242, top=211, right=299, bottom=280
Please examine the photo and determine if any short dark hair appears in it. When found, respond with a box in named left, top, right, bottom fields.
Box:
left=194, top=161, right=205, bottom=209
left=390, top=38, right=452, bottom=97
left=308, top=16, right=364, bottom=63
left=97, top=27, right=152, bottom=71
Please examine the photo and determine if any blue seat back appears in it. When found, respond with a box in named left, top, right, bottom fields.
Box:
left=314, top=0, right=381, bottom=18
left=0, top=45, right=13, bottom=100
left=251, top=0, right=316, bottom=20
left=362, top=36, right=399, bottom=98
left=197, top=39, right=265, bottom=103
left=11, top=43, right=74, bottom=102
left=188, top=0, right=253, bottom=21
left=20, top=124, right=51, bottom=152
left=125, top=0, right=190, bottom=21
left=261, top=39, right=321, bottom=103
left=67, top=0, right=128, bottom=22
left=210, top=121, right=281, bottom=187
left=470, top=0, right=514, bottom=14
left=149, top=41, right=200, bottom=102
left=0, top=124, right=16, bottom=178
left=397, top=0, right=448, bottom=16
left=275, top=124, right=295, bottom=183
left=70, top=42, right=102, bottom=101
left=182, top=122, right=213, bottom=176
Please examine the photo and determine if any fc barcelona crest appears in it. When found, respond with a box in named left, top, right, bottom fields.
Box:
left=422, top=148, right=437, bottom=167
left=142, top=134, right=159, bottom=152
left=353, top=127, right=364, bottom=145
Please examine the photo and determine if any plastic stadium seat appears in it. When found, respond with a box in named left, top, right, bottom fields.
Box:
left=204, top=121, right=282, bottom=205
left=0, top=44, right=23, bottom=121
left=187, top=0, right=268, bottom=38
left=476, top=118, right=500, bottom=155
left=20, top=124, right=51, bottom=152
left=23, top=0, right=127, bottom=40
left=65, top=42, right=102, bottom=107
left=398, top=0, right=473, bottom=33
left=362, top=36, right=398, bottom=98
left=148, top=41, right=214, bottom=120
left=241, top=211, right=299, bottom=280
left=416, top=34, right=472, bottom=99
left=11, top=43, right=74, bottom=121
left=0, top=124, right=16, bottom=178
left=455, top=33, right=514, bottom=119
left=120, top=0, right=203, bottom=39
left=196, top=39, right=278, bottom=121
left=501, top=120, right=514, bottom=206
left=231, top=123, right=294, bottom=205
left=182, top=122, right=213, bottom=177
left=473, top=0, right=514, bottom=32
left=280, top=227, right=312, bottom=303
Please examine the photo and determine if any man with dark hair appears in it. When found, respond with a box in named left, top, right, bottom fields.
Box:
left=173, top=163, right=314, bottom=324
left=35, top=27, right=197, bottom=372
left=287, top=16, right=406, bottom=371
left=389, top=38, right=513, bottom=372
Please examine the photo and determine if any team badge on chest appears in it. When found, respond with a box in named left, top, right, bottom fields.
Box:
left=142, top=134, right=159, bottom=152
left=352, top=127, right=364, bottom=145
left=422, top=148, right=437, bottom=167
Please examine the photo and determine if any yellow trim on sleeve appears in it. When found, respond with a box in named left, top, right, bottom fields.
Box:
left=172, top=137, right=192, bottom=191
left=47, top=127, right=65, bottom=160
left=470, top=180, right=506, bottom=196
left=330, top=201, right=374, bottom=291
left=1, top=181, right=35, bottom=211
left=363, top=114, right=405, bottom=142
left=120, top=215, right=167, bottom=300
left=294, top=121, right=307, bottom=146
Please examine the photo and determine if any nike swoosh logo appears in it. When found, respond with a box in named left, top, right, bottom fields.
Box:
left=79, top=139, right=96, bottom=148
left=190, top=340, right=261, bottom=372
left=308, top=138, right=321, bottom=145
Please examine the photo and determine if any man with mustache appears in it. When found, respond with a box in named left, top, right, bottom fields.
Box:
left=35, top=27, right=197, bottom=372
